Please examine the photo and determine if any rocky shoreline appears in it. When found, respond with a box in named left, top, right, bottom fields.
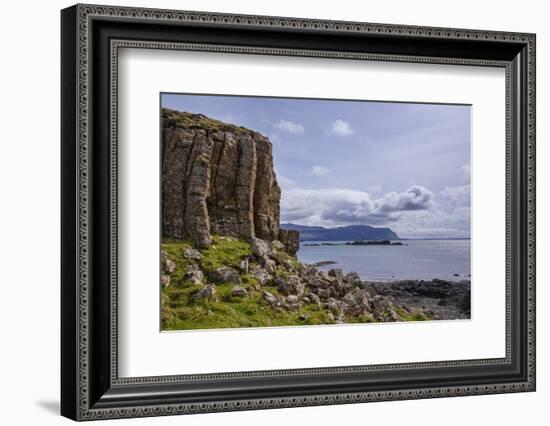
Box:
left=367, top=279, right=471, bottom=320
left=161, top=235, right=470, bottom=330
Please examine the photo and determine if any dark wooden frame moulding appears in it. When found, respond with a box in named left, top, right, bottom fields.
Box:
left=61, top=3, right=536, bottom=421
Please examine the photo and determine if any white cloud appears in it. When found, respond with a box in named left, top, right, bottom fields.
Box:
left=273, top=119, right=305, bottom=135
left=310, top=165, right=330, bottom=177
left=281, top=185, right=434, bottom=228
left=374, top=185, right=434, bottom=214
left=330, top=119, right=354, bottom=137
left=280, top=184, right=471, bottom=238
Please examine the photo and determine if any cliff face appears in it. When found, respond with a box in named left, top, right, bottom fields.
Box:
left=162, top=108, right=292, bottom=249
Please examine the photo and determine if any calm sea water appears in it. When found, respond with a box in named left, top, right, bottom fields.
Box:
left=297, top=239, right=471, bottom=282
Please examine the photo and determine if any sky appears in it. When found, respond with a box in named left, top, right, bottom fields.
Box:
left=162, top=93, right=471, bottom=239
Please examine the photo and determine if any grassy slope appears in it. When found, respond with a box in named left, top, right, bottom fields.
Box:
left=161, top=235, right=429, bottom=331
left=161, top=236, right=333, bottom=331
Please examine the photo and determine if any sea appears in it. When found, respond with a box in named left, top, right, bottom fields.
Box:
left=297, top=239, right=471, bottom=282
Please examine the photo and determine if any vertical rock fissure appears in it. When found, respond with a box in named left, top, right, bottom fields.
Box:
left=210, top=131, right=226, bottom=217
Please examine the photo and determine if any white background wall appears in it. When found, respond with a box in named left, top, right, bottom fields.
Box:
left=0, top=0, right=546, bottom=424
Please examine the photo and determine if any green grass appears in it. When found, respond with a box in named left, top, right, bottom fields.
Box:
left=161, top=239, right=195, bottom=285
left=160, top=235, right=339, bottom=330
left=199, top=235, right=251, bottom=272
left=393, top=306, right=431, bottom=322
left=160, top=235, right=428, bottom=331
left=162, top=284, right=336, bottom=331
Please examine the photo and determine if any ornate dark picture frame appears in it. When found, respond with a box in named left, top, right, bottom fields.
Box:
left=61, top=4, right=536, bottom=421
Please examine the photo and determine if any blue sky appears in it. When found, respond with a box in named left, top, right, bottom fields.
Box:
left=162, top=93, right=471, bottom=238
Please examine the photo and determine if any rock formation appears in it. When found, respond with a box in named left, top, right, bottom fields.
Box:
left=162, top=108, right=293, bottom=250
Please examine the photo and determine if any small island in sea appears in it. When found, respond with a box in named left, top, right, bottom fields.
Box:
left=160, top=97, right=471, bottom=331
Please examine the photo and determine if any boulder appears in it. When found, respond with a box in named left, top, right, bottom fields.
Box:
left=239, top=258, right=249, bottom=274
left=259, top=256, right=277, bottom=274
left=328, top=268, right=344, bottom=281
left=275, top=275, right=305, bottom=297
left=315, top=288, right=331, bottom=300
left=341, top=288, right=372, bottom=316
left=284, top=295, right=301, bottom=311
left=327, top=299, right=345, bottom=316
left=306, top=275, right=332, bottom=289
left=263, top=290, right=279, bottom=307
left=210, top=266, right=241, bottom=284
left=230, top=286, right=248, bottom=297
left=185, top=264, right=204, bottom=286
left=250, top=237, right=272, bottom=259
left=160, top=251, right=176, bottom=274
left=161, top=275, right=171, bottom=287
left=386, top=307, right=402, bottom=322
left=183, top=248, right=202, bottom=260
left=271, top=240, right=285, bottom=251
left=308, top=292, right=322, bottom=306
left=344, top=271, right=362, bottom=287
left=193, top=285, right=216, bottom=300
left=250, top=269, right=272, bottom=286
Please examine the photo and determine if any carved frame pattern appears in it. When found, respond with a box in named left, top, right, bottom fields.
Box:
left=61, top=3, right=536, bottom=421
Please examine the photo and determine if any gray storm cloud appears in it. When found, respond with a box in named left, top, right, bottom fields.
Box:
left=280, top=185, right=435, bottom=227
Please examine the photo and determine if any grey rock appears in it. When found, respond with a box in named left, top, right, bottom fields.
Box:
left=341, top=288, right=372, bottom=316
left=185, top=265, right=204, bottom=286
left=259, top=256, right=277, bottom=274
left=161, top=275, right=171, bottom=287
left=250, top=269, right=272, bottom=286
left=327, top=299, right=345, bottom=316
left=308, top=293, right=322, bottom=306
left=160, top=251, right=177, bottom=274
left=286, top=295, right=299, bottom=303
left=386, top=308, right=402, bottom=322
left=230, top=286, right=248, bottom=297
left=283, top=295, right=301, bottom=311
left=315, top=288, right=331, bottom=300
left=328, top=268, right=344, bottom=281
left=344, top=271, right=362, bottom=287
left=183, top=248, right=202, bottom=260
left=271, top=240, right=285, bottom=251
left=372, top=295, right=391, bottom=311
left=251, top=237, right=272, bottom=258
left=263, top=290, right=279, bottom=307
left=239, top=258, right=249, bottom=274
left=306, top=276, right=332, bottom=289
left=275, top=275, right=305, bottom=296
left=193, top=285, right=216, bottom=300
left=210, top=266, right=241, bottom=284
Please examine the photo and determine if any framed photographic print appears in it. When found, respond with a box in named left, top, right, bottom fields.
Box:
left=61, top=4, right=536, bottom=421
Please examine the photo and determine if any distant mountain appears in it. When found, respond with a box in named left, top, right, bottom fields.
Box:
left=280, top=224, right=400, bottom=242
